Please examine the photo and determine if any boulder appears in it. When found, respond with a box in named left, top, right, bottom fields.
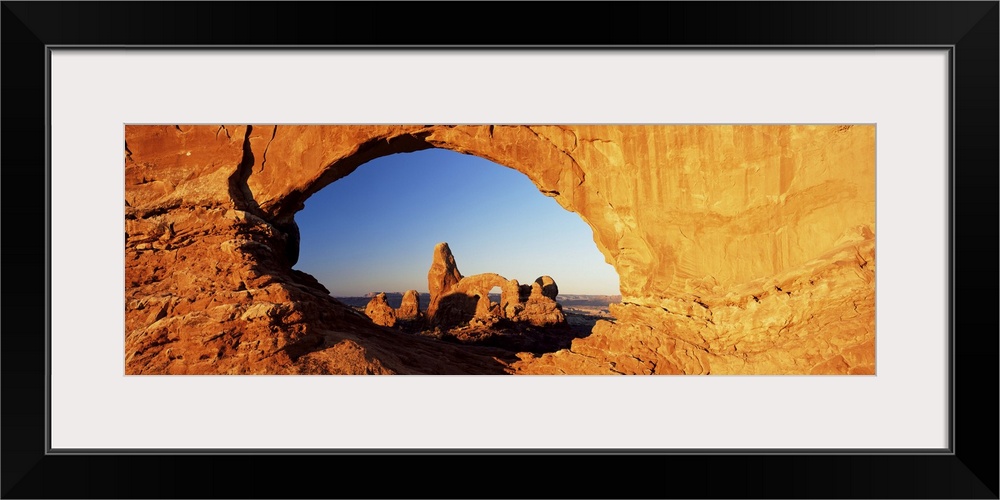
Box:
left=397, top=289, right=422, bottom=320
left=364, top=293, right=397, bottom=328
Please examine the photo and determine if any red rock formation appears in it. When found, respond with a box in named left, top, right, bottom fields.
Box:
left=452, top=273, right=507, bottom=327
left=364, top=293, right=397, bottom=328
left=426, top=242, right=462, bottom=320
left=125, top=126, right=513, bottom=375
left=472, top=293, right=502, bottom=328
left=515, top=236, right=875, bottom=374
left=429, top=261, right=566, bottom=328
left=447, top=273, right=503, bottom=302
left=396, top=289, right=422, bottom=321
left=517, top=281, right=566, bottom=327
left=124, top=124, right=875, bottom=375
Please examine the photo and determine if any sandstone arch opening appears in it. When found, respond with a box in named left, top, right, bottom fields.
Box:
left=290, top=148, right=621, bottom=356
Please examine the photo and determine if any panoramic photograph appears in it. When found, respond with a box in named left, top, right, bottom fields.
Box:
left=124, top=125, right=875, bottom=375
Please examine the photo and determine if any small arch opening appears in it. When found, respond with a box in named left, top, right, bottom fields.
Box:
left=488, top=286, right=502, bottom=307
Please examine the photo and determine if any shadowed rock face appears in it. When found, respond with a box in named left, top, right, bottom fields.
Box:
left=432, top=272, right=507, bottom=328
left=124, top=124, right=875, bottom=374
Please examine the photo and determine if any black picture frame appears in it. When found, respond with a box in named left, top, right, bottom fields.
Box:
left=3, top=2, right=996, bottom=498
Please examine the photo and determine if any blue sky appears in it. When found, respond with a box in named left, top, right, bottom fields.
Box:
left=292, top=149, right=620, bottom=296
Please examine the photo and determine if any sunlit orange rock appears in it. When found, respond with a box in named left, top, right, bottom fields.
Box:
left=518, top=280, right=566, bottom=328
left=426, top=242, right=462, bottom=320
left=396, top=289, right=422, bottom=321
left=364, top=293, right=397, bottom=328
left=124, top=124, right=875, bottom=375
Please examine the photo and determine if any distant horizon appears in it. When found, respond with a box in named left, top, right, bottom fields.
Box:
left=292, top=149, right=622, bottom=296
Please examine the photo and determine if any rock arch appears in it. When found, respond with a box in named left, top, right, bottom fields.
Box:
left=124, top=125, right=875, bottom=375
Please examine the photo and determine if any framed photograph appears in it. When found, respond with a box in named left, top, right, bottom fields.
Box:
left=3, top=2, right=996, bottom=498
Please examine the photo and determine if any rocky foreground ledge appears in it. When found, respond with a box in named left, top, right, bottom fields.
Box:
left=125, top=125, right=875, bottom=374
